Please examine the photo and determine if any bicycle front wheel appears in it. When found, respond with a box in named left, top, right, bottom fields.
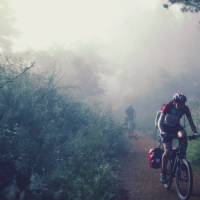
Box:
left=163, top=159, right=173, bottom=190
left=175, top=159, right=193, bottom=200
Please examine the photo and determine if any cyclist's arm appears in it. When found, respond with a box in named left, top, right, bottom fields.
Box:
left=158, top=103, right=171, bottom=133
left=185, top=106, right=197, bottom=133
left=158, top=112, right=165, bottom=133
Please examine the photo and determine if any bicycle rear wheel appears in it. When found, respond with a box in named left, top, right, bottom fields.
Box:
left=175, top=159, right=193, bottom=200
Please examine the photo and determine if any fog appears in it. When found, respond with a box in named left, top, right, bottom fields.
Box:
left=2, top=0, right=200, bottom=126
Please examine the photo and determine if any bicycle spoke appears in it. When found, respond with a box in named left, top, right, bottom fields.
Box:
left=175, top=159, right=193, bottom=200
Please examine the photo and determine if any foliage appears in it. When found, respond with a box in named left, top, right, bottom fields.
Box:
left=0, top=56, right=129, bottom=200
left=164, top=0, right=200, bottom=12
left=187, top=139, right=200, bottom=170
left=186, top=98, right=200, bottom=170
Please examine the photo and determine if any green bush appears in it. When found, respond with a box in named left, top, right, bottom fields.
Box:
left=0, top=57, right=128, bottom=200
left=187, top=99, right=200, bottom=170
left=188, top=140, right=200, bottom=170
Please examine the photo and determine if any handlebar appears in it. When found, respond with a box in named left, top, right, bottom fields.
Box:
left=188, top=134, right=200, bottom=141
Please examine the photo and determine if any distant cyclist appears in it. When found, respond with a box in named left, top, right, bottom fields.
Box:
left=157, top=93, right=198, bottom=184
left=125, top=105, right=136, bottom=136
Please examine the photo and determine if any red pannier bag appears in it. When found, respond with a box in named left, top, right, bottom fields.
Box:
left=147, top=147, right=163, bottom=169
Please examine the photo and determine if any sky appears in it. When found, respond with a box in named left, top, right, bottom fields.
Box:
left=10, top=0, right=176, bottom=51
left=6, top=0, right=200, bottom=122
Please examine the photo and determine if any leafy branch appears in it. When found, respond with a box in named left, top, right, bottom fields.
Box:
left=164, top=0, right=200, bottom=12
left=0, top=62, right=35, bottom=90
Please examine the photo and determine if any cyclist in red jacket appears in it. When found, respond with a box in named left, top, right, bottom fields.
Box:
left=158, top=93, right=198, bottom=184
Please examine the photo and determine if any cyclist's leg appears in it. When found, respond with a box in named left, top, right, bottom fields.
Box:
left=160, top=126, right=173, bottom=174
left=177, top=127, right=188, bottom=156
left=161, top=141, right=172, bottom=175
left=160, top=140, right=172, bottom=184
left=127, top=121, right=133, bottom=136
left=159, top=125, right=175, bottom=183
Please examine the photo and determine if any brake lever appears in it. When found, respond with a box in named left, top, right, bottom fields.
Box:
left=188, top=134, right=200, bottom=141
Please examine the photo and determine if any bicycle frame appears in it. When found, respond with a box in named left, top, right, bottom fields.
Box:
left=170, top=149, right=183, bottom=178
left=168, top=134, right=199, bottom=176
left=161, top=134, right=200, bottom=199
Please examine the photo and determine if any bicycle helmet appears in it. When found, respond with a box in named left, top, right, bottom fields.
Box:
left=173, top=93, right=187, bottom=104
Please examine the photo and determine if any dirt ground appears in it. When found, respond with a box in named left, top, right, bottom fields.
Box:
left=120, top=132, right=200, bottom=200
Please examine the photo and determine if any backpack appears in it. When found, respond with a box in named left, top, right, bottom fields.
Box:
left=154, top=104, right=166, bottom=129
left=155, top=111, right=162, bottom=129
left=147, top=147, right=163, bottom=169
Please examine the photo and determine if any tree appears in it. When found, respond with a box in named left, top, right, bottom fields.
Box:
left=164, top=0, right=200, bottom=12
left=0, top=57, right=128, bottom=200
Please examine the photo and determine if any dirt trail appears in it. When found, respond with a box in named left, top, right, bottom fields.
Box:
left=120, top=132, right=200, bottom=200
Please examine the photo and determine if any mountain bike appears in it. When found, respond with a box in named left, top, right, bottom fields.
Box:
left=160, top=134, right=200, bottom=200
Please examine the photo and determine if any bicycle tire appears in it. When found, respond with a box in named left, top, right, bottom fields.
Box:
left=175, top=159, right=193, bottom=200
left=163, top=159, right=173, bottom=190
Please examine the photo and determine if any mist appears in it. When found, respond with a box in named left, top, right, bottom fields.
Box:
left=2, top=0, right=200, bottom=126
left=3, top=1, right=200, bottom=199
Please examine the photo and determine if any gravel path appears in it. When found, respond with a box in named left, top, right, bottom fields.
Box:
left=120, top=133, right=200, bottom=200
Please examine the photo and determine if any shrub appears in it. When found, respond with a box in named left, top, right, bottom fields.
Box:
left=0, top=57, right=128, bottom=200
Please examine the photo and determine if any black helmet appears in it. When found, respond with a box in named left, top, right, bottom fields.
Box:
left=173, top=93, right=187, bottom=104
